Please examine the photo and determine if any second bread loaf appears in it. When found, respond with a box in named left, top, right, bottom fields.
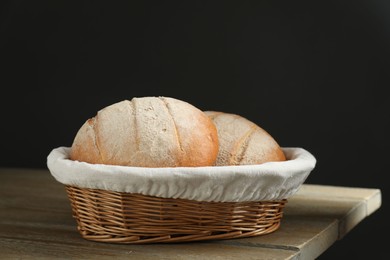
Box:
left=205, top=111, right=286, bottom=166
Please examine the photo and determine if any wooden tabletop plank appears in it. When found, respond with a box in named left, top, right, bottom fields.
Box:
left=216, top=184, right=382, bottom=260
left=214, top=217, right=339, bottom=260
left=286, top=184, right=382, bottom=238
left=0, top=168, right=381, bottom=259
left=1, top=237, right=299, bottom=260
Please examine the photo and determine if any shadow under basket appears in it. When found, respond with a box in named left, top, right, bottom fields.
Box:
left=65, top=185, right=287, bottom=244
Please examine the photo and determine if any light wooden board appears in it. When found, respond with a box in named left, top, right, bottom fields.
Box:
left=0, top=168, right=381, bottom=259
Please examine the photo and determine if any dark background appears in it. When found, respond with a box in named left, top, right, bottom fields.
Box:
left=1, top=1, right=388, bottom=258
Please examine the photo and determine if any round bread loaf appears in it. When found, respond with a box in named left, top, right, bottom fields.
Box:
left=204, top=111, right=286, bottom=166
left=70, top=97, right=219, bottom=167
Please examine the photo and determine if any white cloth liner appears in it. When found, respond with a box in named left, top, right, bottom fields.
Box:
left=47, top=147, right=316, bottom=202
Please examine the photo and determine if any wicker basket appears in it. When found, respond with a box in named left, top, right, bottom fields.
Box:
left=66, top=185, right=287, bottom=244
left=48, top=147, right=316, bottom=244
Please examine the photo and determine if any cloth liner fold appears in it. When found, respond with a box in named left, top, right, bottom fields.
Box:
left=47, top=147, right=316, bottom=202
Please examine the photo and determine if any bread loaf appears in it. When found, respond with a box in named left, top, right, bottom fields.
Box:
left=70, top=97, right=219, bottom=167
left=204, top=111, right=286, bottom=166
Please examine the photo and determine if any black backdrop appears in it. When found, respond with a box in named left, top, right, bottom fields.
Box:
left=1, top=1, right=389, bottom=258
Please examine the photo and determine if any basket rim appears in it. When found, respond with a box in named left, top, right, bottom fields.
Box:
left=47, top=147, right=316, bottom=203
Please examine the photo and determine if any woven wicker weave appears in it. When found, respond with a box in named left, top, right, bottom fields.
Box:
left=66, top=185, right=287, bottom=244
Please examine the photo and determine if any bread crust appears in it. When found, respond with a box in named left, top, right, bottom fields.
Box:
left=70, top=97, right=219, bottom=167
left=204, top=111, right=286, bottom=166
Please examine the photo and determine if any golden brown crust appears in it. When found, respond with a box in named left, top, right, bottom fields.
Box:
left=69, top=118, right=101, bottom=164
left=204, top=111, right=286, bottom=166
left=70, top=97, right=219, bottom=167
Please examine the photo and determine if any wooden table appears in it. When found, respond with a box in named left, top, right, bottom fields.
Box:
left=0, top=168, right=381, bottom=259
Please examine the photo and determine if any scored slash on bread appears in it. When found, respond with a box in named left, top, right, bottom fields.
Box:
left=70, top=97, right=219, bottom=167
left=204, top=111, right=286, bottom=166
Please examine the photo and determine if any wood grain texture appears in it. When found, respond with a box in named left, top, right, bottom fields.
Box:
left=0, top=168, right=381, bottom=260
